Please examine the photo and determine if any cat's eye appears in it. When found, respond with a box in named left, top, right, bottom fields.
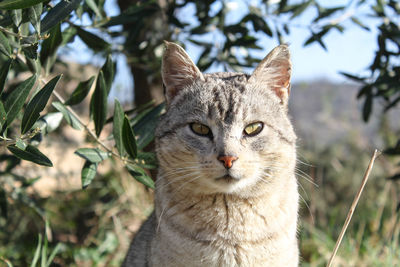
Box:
left=190, top=123, right=211, bottom=136
left=244, top=122, right=263, bottom=136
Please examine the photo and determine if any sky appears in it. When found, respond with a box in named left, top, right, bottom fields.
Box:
left=66, top=0, right=380, bottom=102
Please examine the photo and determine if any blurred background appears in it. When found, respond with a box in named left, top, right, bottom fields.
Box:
left=0, top=0, right=399, bottom=266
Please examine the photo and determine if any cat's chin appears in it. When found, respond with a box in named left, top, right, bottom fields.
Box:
left=204, top=173, right=257, bottom=194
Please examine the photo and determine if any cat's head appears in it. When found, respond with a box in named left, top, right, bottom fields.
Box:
left=156, top=42, right=296, bottom=196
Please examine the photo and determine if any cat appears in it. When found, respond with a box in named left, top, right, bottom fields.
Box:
left=122, top=41, right=299, bottom=267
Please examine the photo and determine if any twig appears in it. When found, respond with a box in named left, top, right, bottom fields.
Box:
left=326, top=149, right=381, bottom=267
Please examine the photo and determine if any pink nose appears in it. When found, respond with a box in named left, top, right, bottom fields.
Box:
left=218, top=155, right=238, bottom=169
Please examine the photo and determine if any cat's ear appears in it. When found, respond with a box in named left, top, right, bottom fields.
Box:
left=249, top=44, right=292, bottom=104
left=162, top=41, right=204, bottom=103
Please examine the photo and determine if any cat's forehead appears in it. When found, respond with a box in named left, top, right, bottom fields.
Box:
left=167, top=73, right=278, bottom=127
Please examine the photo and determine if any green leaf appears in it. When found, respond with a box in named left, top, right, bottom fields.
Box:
left=351, top=17, right=370, bottom=31
left=0, top=31, right=11, bottom=57
left=0, top=188, right=7, bottom=219
left=137, top=151, right=157, bottom=169
left=64, top=76, right=95, bottom=105
left=61, top=26, right=77, bottom=46
left=28, top=3, right=42, bottom=34
left=101, top=54, right=115, bottom=94
left=0, top=59, right=12, bottom=95
left=40, top=23, right=62, bottom=65
left=41, top=221, right=48, bottom=267
left=0, top=101, right=6, bottom=132
left=92, top=71, right=107, bottom=136
left=133, top=103, right=164, bottom=149
left=15, top=138, right=27, bottom=150
left=11, top=9, right=21, bottom=26
left=362, top=93, right=373, bottom=122
left=85, top=0, right=103, bottom=18
left=75, top=148, right=109, bottom=163
left=22, top=43, right=39, bottom=60
left=7, top=144, right=53, bottom=167
left=30, top=234, right=42, bottom=267
left=45, top=242, right=62, bottom=267
left=21, top=75, right=62, bottom=134
left=126, top=164, right=154, bottom=189
left=122, top=115, right=137, bottom=159
left=81, top=161, right=98, bottom=189
left=0, top=0, right=47, bottom=10
left=3, top=74, right=37, bottom=128
left=76, top=26, right=110, bottom=52
left=33, top=112, right=63, bottom=135
left=52, top=101, right=83, bottom=130
left=40, top=0, right=81, bottom=33
left=290, top=0, right=314, bottom=19
left=113, top=99, right=125, bottom=156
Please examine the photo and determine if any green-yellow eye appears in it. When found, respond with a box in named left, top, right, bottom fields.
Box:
left=244, top=122, right=263, bottom=136
left=190, top=123, right=211, bottom=136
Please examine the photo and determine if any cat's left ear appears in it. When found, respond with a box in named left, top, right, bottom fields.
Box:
left=249, top=44, right=291, bottom=105
left=162, top=41, right=204, bottom=104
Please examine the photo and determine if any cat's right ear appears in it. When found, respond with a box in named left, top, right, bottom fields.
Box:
left=162, top=41, right=204, bottom=104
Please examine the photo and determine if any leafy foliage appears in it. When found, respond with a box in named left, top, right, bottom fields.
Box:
left=0, top=0, right=398, bottom=266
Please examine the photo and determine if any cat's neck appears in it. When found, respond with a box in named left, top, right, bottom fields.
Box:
left=154, top=169, right=298, bottom=241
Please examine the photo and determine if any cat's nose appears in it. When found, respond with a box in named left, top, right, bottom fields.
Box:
left=218, top=155, right=238, bottom=169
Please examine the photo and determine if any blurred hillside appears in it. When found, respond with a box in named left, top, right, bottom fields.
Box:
left=290, top=80, right=400, bottom=151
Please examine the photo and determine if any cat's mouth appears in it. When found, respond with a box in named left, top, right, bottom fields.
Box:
left=215, top=174, right=240, bottom=183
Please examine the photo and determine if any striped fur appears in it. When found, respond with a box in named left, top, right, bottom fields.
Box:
left=122, top=42, right=299, bottom=266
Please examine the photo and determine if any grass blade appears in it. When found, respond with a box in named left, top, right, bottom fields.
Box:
left=30, top=234, right=42, bottom=267
left=326, top=149, right=381, bottom=267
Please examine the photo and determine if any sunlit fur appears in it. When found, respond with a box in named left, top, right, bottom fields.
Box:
left=122, top=43, right=299, bottom=267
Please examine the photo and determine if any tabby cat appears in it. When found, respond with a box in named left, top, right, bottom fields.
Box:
left=122, top=41, right=299, bottom=267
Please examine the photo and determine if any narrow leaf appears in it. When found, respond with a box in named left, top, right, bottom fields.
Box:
left=0, top=189, right=7, bottom=219
left=81, top=161, right=98, bottom=189
left=4, top=74, right=37, bottom=128
left=101, top=54, right=114, bottom=94
left=113, top=99, right=125, bottom=156
left=40, top=0, right=81, bottom=33
left=133, top=103, right=164, bottom=149
left=0, top=59, right=12, bottom=95
left=74, top=148, right=109, bottom=163
left=30, top=234, right=42, bottom=267
left=41, top=222, right=48, bottom=267
left=92, top=71, right=107, bottom=136
left=8, top=144, right=53, bottom=167
left=362, top=93, right=373, bottom=122
left=40, top=23, right=62, bottom=65
left=76, top=26, right=110, bottom=52
left=45, top=242, right=62, bottom=267
left=0, top=101, right=6, bottom=132
left=0, top=31, right=11, bottom=57
left=351, top=17, right=370, bottom=31
left=28, top=3, right=43, bottom=34
left=11, top=9, right=22, bottom=26
left=64, top=76, right=95, bottom=105
left=122, top=115, right=137, bottom=159
left=21, top=75, right=62, bottom=134
left=85, top=0, right=103, bottom=18
left=61, top=26, right=77, bottom=46
left=0, top=0, right=47, bottom=10
left=126, top=164, right=154, bottom=189
left=52, top=101, right=83, bottom=130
